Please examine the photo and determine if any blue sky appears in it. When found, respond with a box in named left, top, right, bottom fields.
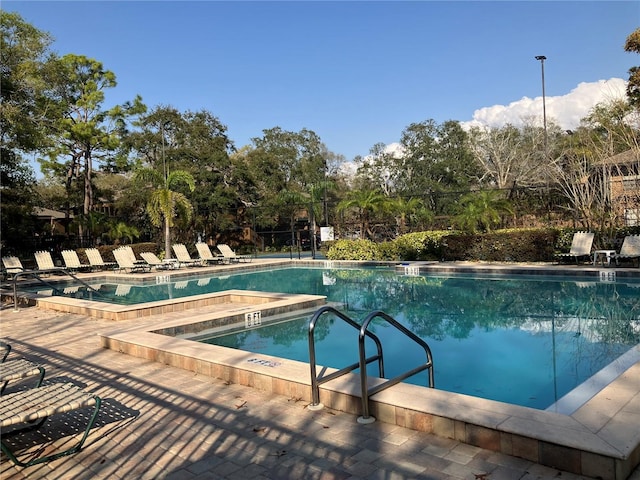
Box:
left=6, top=1, right=639, bottom=164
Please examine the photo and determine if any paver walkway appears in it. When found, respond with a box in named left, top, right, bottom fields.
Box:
left=1, top=302, right=639, bottom=479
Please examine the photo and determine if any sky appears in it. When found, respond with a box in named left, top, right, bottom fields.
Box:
left=6, top=1, right=639, bottom=167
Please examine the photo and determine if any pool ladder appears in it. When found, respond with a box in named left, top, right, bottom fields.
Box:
left=308, top=306, right=435, bottom=424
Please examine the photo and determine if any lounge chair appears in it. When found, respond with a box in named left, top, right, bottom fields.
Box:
left=1, top=358, right=45, bottom=394
left=1, top=342, right=10, bottom=363
left=61, top=250, right=92, bottom=272
left=555, top=231, right=594, bottom=264
left=216, top=244, right=252, bottom=263
left=0, top=382, right=101, bottom=467
left=0, top=342, right=46, bottom=395
left=195, top=242, right=224, bottom=265
left=2, top=256, right=25, bottom=279
left=172, top=244, right=203, bottom=267
left=140, top=252, right=178, bottom=270
left=614, top=234, right=640, bottom=267
left=85, top=248, right=117, bottom=271
left=113, top=247, right=151, bottom=273
left=34, top=251, right=66, bottom=273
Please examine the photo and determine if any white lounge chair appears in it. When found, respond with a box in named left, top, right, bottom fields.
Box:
left=0, top=382, right=101, bottom=467
left=216, top=244, right=252, bottom=263
left=2, top=256, right=25, bottom=279
left=555, top=232, right=594, bottom=264
left=34, top=251, right=66, bottom=273
left=172, top=244, right=203, bottom=267
left=61, top=250, right=92, bottom=272
left=140, top=252, right=178, bottom=270
left=195, top=242, right=223, bottom=265
left=85, top=248, right=117, bottom=271
left=113, top=247, right=151, bottom=273
left=0, top=342, right=45, bottom=394
left=614, top=234, right=640, bottom=267
left=0, top=358, right=45, bottom=394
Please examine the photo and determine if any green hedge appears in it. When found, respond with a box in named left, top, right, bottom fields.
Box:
left=325, top=228, right=606, bottom=262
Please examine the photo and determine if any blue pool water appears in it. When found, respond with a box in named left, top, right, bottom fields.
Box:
left=34, top=267, right=640, bottom=409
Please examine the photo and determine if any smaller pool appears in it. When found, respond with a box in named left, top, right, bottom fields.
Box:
left=199, top=311, right=638, bottom=410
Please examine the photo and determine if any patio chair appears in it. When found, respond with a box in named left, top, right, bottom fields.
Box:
left=555, top=231, right=594, bottom=264
left=1, top=342, right=10, bottom=363
left=0, top=382, right=101, bottom=467
left=216, top=244, right=252, bottom=263
left=34, top=251, right=66, bottom=273
left=613, top=234, right=640, bottom=267
left=1, top=358, right=46, bottom=394
left=2, top=256, right=25, bottom=279
left=140, top=252, right=178, bottom=270
left=85, top=248, right=117, bottom=271
left=113, top=248, right=151, bottom=273
left=0, top=342, right=46, bottom=395
left=195, top=242, right=224, bottom=265
left=61, top=250, right=92, bottom=272
left=172, top=244, right=203, bottom=267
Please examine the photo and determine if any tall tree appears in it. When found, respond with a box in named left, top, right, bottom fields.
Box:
left=0, top=12, right=53, bottom=251
left=624, top=28, right=640, bottom=108
left=467, top=121, right=559, bottom=190
left=396, top=119, right=480, bottom=214
left=126, top=106, right=236, bottom=240
left=39, top=54, right=145, bottom=234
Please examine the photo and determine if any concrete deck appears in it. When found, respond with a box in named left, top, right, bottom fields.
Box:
left=1, top=259, right=639, bottom=479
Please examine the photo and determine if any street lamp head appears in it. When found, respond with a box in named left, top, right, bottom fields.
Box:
left=535, top=55, right=546, bottom=61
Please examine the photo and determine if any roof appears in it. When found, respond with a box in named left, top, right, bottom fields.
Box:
left=595, top=149, right=640, bottom=167
left=33, top=208, right=73, bottom=220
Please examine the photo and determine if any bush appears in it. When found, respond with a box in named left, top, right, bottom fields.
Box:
left=442, top=229, right=557, bottom=262
left=326, top=239, right=379, bottom=260
left=394, top=231, right=449, bottom=260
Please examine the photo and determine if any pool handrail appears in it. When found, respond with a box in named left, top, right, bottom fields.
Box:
left=308, top=306, right=384, bottom=410
left=12, top=269, right=105, bottom=311
left=358, top=310, right=435, bottom=423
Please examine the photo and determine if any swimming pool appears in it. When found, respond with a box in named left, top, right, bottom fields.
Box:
left=48, top=266, right=633, bottom=410
left=22, top=266, right=640, bottom=409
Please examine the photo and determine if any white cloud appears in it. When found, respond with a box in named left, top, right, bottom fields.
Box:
left=462, top=78, right=627, bottom=131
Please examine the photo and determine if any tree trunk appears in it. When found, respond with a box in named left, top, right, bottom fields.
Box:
left=164, top=217, right=172, bottom=259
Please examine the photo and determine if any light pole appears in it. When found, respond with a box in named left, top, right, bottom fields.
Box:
left=535, top=55, right=548, bottom=159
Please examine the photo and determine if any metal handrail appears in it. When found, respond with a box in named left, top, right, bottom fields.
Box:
left=308, top=306, right=384, bottom=409
left=12, top=269, right=105, bottom=311
left=358, top=310, right=435, bottom=422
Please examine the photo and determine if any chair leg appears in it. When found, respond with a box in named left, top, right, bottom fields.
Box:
left=0, top=396, right=101, bottom=467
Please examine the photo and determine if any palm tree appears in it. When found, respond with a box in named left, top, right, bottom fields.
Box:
left=452, top=190, right=514, bottom=233
left=337, top=189, right=388, bottom=239
left=388, top=197, right=432, bottom=235
left=107, top=221, right=140, bottom=245
left=134, top=167, right=195, bottom=258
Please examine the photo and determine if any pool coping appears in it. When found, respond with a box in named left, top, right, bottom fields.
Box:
left=6, top=259, right=640, bottom=479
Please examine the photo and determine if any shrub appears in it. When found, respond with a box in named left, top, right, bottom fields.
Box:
left=326, top=239, right=379, bottom=260
left=394, top=231, right=449, bottom=260
left=442, top=229, right=557, bottom=262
